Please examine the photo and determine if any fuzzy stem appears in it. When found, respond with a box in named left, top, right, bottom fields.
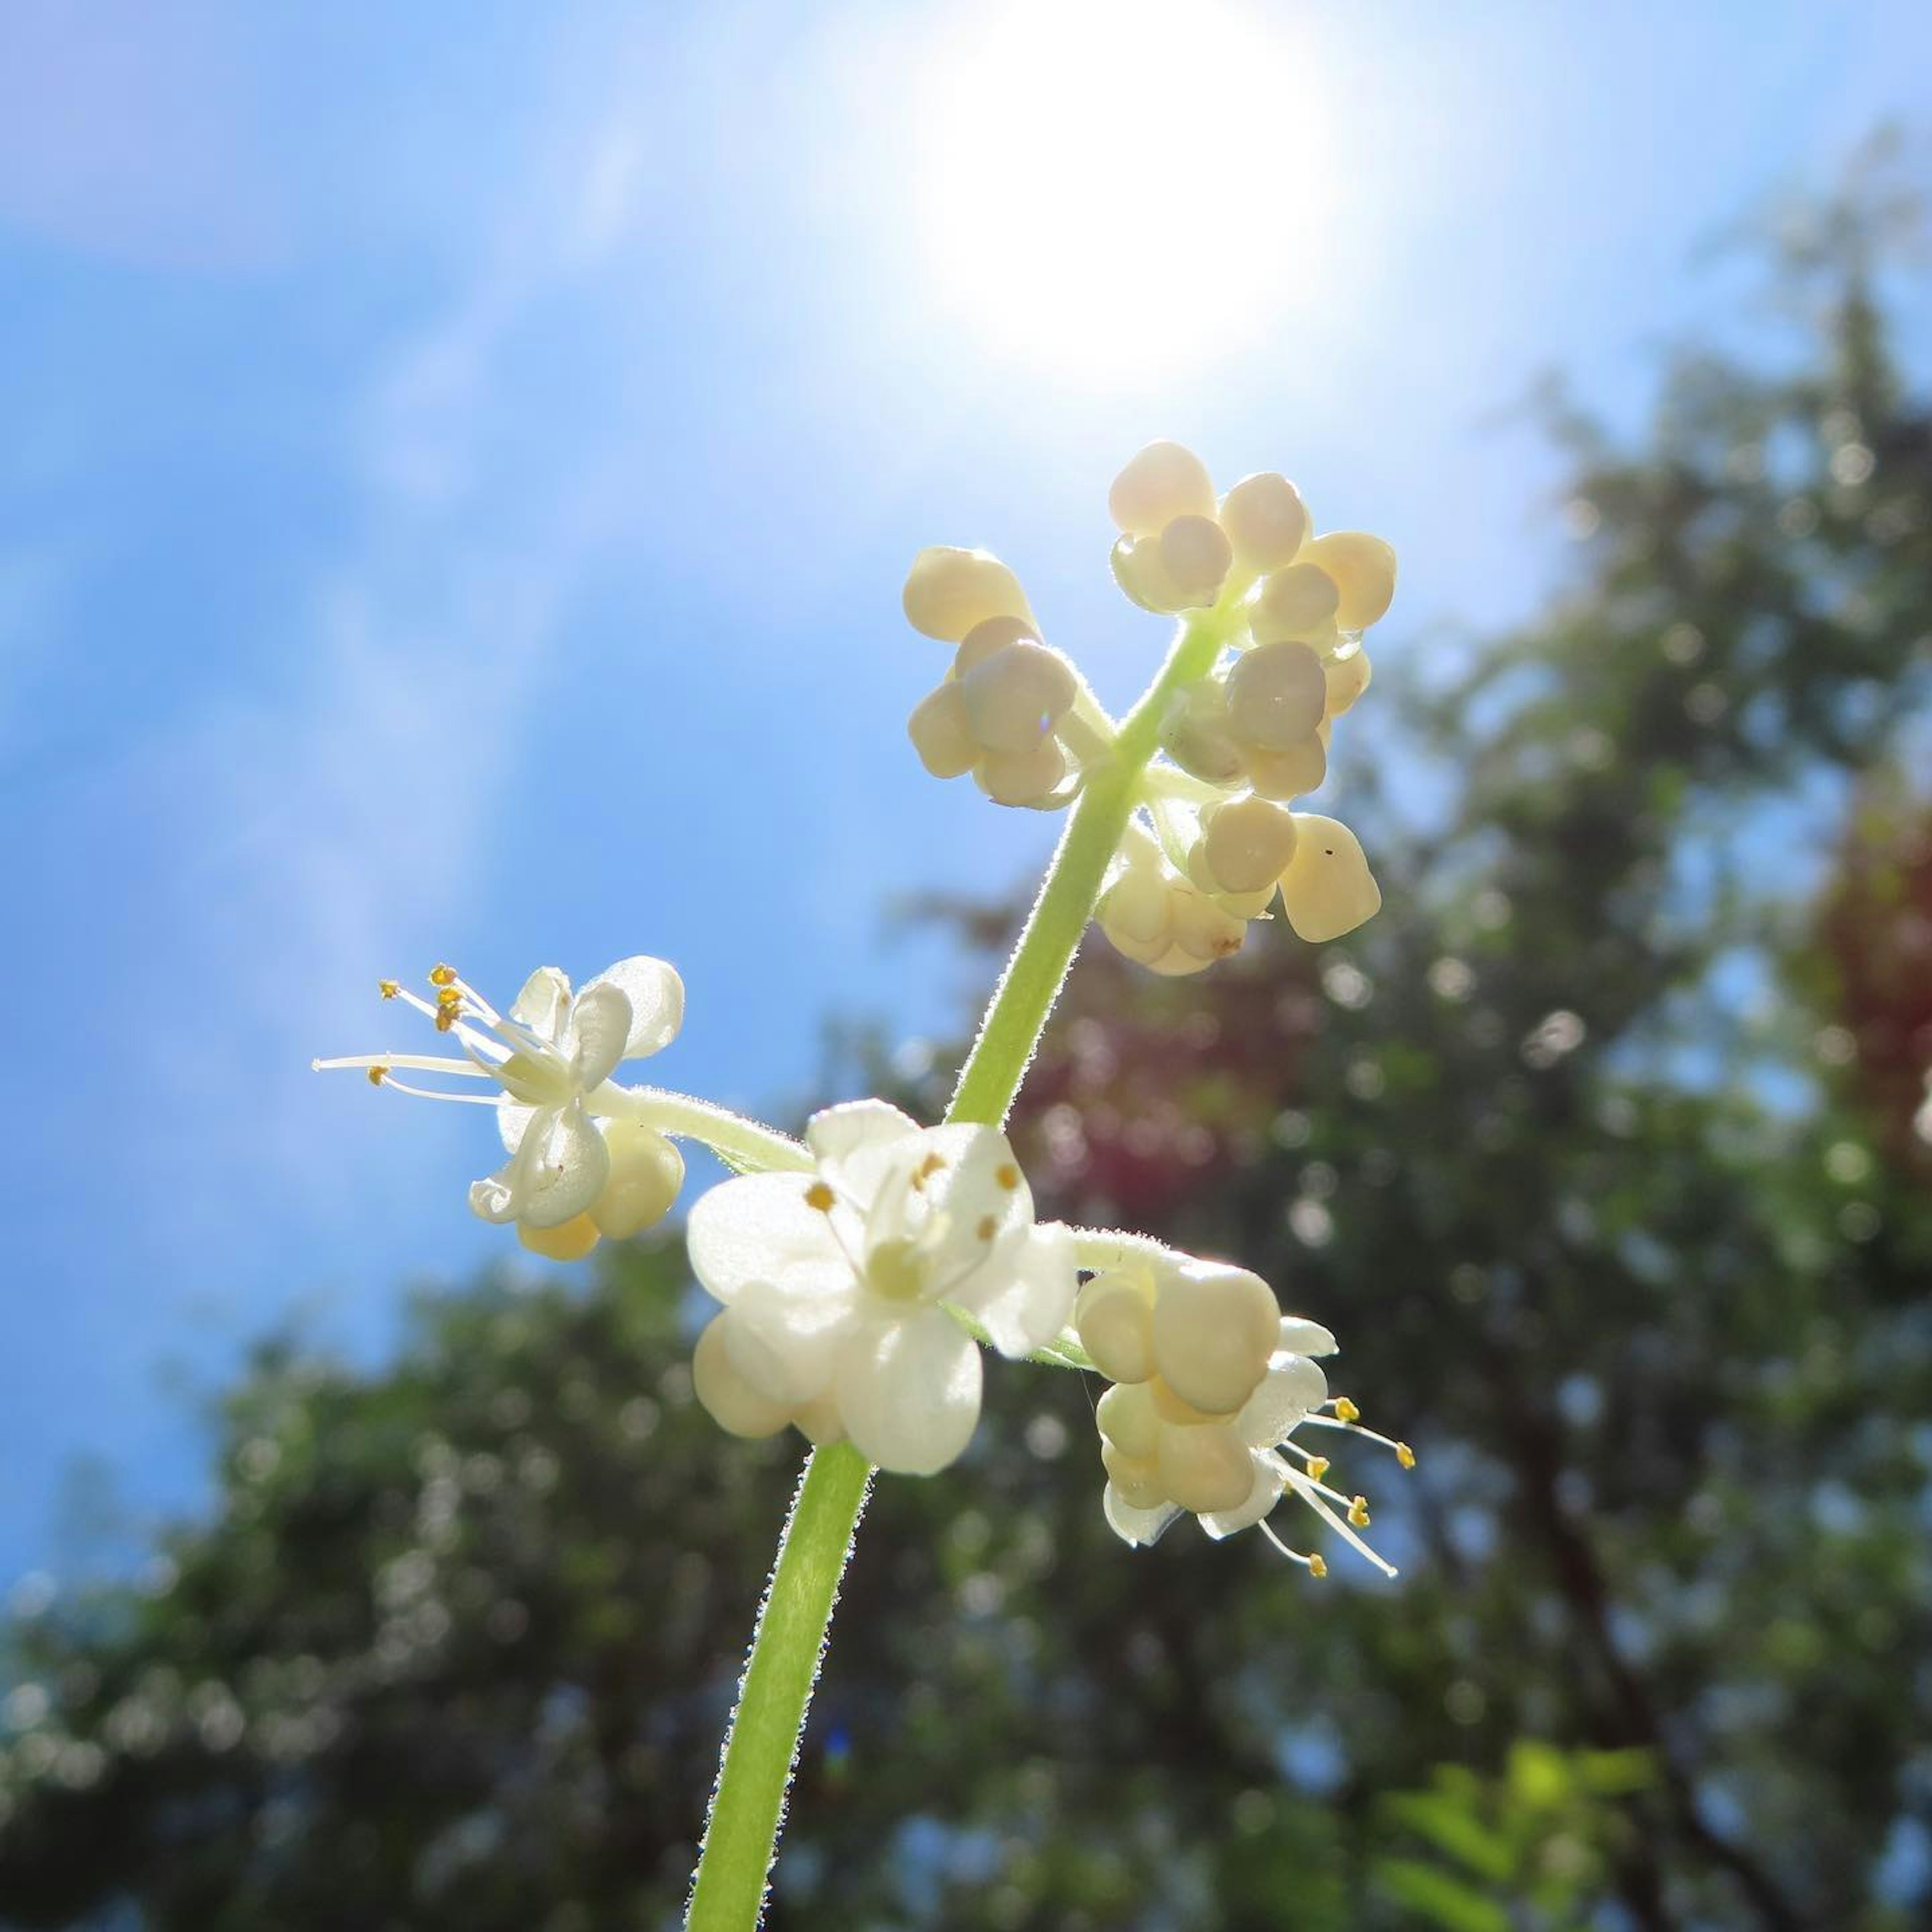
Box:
left=684, top=588, right=1245, bottom=1928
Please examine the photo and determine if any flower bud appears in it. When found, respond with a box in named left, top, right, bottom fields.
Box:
left=1220, top=471, right=1310, bottom=573
left=1226, top=639, right=1327, bottom=750
left=1161, top=679, right=1248, bottom=785
left=1151, top=1262, right=1280, bottom=1413
left=519, top=1213, right=600, bottom=1261
left=1108, top=439, right=1216, bottom=537
left=1300, top=531, right=1397, bottom=630
left=591, top=1122, right=684, bottom=1238
left=1111, top=533, right=1191, bottom=614
left=1158, top=513, right=1233, bottom=607
left=694, top=1313, right=793, bottom=1439
left=1278, top=814, right=1382, bottom=942
left=1168, top=888, right=1246, bottom=965
left=976, top=739, right=1068, bottom=807
left=1155, top=1420, right=1255, bottom=1513
left=1325, top=645, right=1373, bottom=716
left=958, top=640, right=1078, bottom=753
left=1251, top=562, right=1340, bottom=643
left=908, top=682, right=979, bottom=778
left=1245, top=735, right=1328, bottom=801
left=1102, top=1441, right=1169, bottom=1509
left=1076, top=1270, right=1157, bottom=1384
left=954, top=613, right=1040, bottom=674
left=902, top=546, right=1033, bottom=641
left=1097, top=1380, right=1160, bottom=1460
left=1199, top=794, right=1300, bottom=895
left=1098, top=866, right=1173, bottom=955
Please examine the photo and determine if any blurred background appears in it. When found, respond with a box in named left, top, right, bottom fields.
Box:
left=3, top=2, right=1930, bottom=1926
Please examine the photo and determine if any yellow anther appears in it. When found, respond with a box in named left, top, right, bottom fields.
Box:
left=429, top=964, right=457, bottom=987
left=367, top=1066, right=388, bottom=1086
left=1333, top=1397, right=1360, bottom=1423
left=1396, top=1441, right=1416, bottom=1470
left=436, top=986, right=462, bottom=1008
left=909, top=1151, right=947, bottom=1192
left=1306, top=1456, right=1330, bottom=1481
left=1348, top=1494, right=1371, bottom=1528
left=805, top=1181, right=836, bottom=1213
left=434, top=1007, right=457, bottom=1033
left=995, top=1163, right=1021, bottom=1191
left=1308, top=1553, right=1328, bottom=1579
left=977, top=1215, right=997, bottom=1242
left=378, top=979, right=400, bottom=1000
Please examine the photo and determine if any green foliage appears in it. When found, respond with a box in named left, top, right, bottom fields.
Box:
left=5, top=147, right=1932, bottom=1929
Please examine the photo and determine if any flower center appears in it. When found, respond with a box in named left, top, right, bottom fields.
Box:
left=865, top=1237, right=932, bottom=1304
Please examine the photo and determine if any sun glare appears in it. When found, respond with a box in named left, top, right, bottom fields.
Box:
left=915, top=0, right=1334, bottom=381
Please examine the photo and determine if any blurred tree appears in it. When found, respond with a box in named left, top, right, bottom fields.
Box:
left=5, top=144, right=1930, bottom=1930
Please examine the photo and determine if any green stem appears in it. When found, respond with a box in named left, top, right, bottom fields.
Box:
left=685, top=1443, right=872, bottom=1930
left=601, top=1085, right=813, bottom=1174
left=684, top=589, right=1246, bottom=1929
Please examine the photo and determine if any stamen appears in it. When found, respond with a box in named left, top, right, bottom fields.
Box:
left=806, top=1181, right=836, bottom=1213
left=429, top=964, right=457, bottom=987
left=1331, top=1396, right=1360, bottom=1422
left=368, top=1067, right=386, bottom=1085
left=995, top=1163, right=1020, bottom=1190
left=976, top=1215, right=996, bottom=1242
left=1280, top=1463, right=1397, bottom=1578
left=378, top=979, right=400, bottom=1000
left=312, top=1054, right=495, bottom=1080
left=1259, top=1521, right=1327, bottom=1576
left=367, top=1072, right=503, bottom=1106
left=1397, top=1441, right=1416, bottom=1470
left=1348, top=1494, right=1372, bottom=1528
left=1304, top=1414, right=1416, bottom=1467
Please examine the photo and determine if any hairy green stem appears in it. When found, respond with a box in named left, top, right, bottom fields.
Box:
left=601, top=1085, right=813, bottom=1174
left=684, top=591, right=1245, bottom=1928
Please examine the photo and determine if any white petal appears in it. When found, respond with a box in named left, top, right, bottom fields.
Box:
left=805, top=1099, right=923, bottom=1201
left=834, top=1310, right=982, bottom=1475
left=1200, top=1452, right=1287, bottom=1539
left=469, top=1108, right=554, bottom=1223
left=1237, top=1353, right=1329, bottom=1447
left=723, top=1277, right=856, bottom=1406
left=955, top=1221, right=1077, bottom=1358
left=510, top=967, right=572, bottom=1041
left=685, top=1172, right=849, bottom=1305
left=495, top=1100, right=538, bottom=1155
left=568, top=981, right=633, bottom=1092
left=516, top=1100, right=612, bottom=1230
left=585, top=955, right=685, bottom=1059
left=693, top=1313, right=794, bottom=1439
left=1278, top=1316, right=1338, bottom=1358
left=1103, top=1486, right=1183, bottom=1548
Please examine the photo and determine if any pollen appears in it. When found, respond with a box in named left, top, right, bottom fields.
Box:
left=1306, top=1455, right=1330, bottom=1482
left=429, top=964, right=458, bottom=987
left=1348, top=1494, right=1372, bottom=1528
left=1396, top=1441, right=1416, bottom=1470
left=434, top=1006, right=457, bottom=1033
left=1333, top=1396, right=1360, bottom=1423
left=378, top=979, right=400, bottom=1000
left=367, top=1066, right=388, bottom=1086
left=995, top=1163, right=1020, bottom=1190
left=1308, top=1554, right=1328, bottom=1579
left=805, top=1181, right=836, bottom=1213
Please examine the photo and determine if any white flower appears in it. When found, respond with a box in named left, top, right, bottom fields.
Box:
left=1075, top=1242, right=1410, bottom=1577
left=686, top=1100, right=1078, bottom=1475
left=313, top=957, right=687, bottom=1249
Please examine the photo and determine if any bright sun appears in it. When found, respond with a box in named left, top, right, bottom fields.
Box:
left=915, top=0, right=1335, bottom=381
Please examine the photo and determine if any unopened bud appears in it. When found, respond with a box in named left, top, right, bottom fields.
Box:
left=1102, top=1440, right=1169, bottom=1509
left=1200, top=794, right=1300, bottom=895
left=976, top=739, right=1069, bottom=807
left=518, top=1213, right=601, bottom=1262
left=1325, top=644, right=1373, bottom=716
left=1168, top=887, right=1246, bottom=964
left=958, top=640, right=1078, bottom=753
left=1158, top=513, right=1233, bottom=607
left=908, top=682, right=978, bottom=778
left=1162, top=679, right=1248, bottom=785
left=1111, top=533, right=1192, bottom=614
left=903, top=546, right=1033, bottom=642
left=1155, top=1420, right=1255, bottom=1514
left=1226, top=639, right=1327, bottom=750
left=1109, top=439, right=1216, bottom=537
left=1077, top=1270, right=1157, bottom=1383
left=1279, top=814, right=1382, bottom=942
left=1151, top=1262, right=1280, bottom=1413
left=954, top=613, right=1039, bottom=674
left=1096, top=1380, right=1160, bottom=1460
left=592, top=1122, right=685, bottom=1239
left=1220, top=471, right=1310, bottom=573
left=1098, top=866, right=1173, bottom=955
left=1252, top=562, right=1340, bottom=643
left=1245, top=734, right=1328, bottom=801
left=1300, top=531, right=1397, bottom=630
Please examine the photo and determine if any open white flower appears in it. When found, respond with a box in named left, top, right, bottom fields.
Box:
left=686, top=1100, right=1077, bottom=1475
left=1076, top=1240, right=1410, bottom=1576
left=313, top=956, right=686, bottom=1244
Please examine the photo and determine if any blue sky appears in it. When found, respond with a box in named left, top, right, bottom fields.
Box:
left=3, top=0, right=1927, bottom=1586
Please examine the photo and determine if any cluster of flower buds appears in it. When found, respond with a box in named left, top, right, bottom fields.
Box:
left=1074, top=1239, right=1410, bottom=1573
left=902, top=548, right=1103, bottom=809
